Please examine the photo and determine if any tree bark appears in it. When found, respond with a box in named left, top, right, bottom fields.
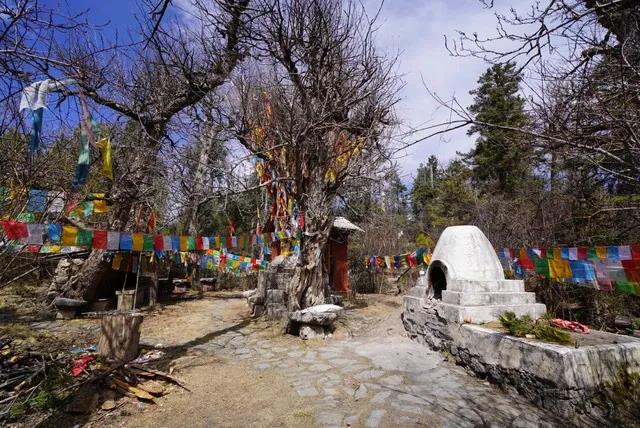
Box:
left=288, top=178, right=334, bottom=311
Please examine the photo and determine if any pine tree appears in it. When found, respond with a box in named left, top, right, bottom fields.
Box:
left=463, top=62, right=532, bottom=195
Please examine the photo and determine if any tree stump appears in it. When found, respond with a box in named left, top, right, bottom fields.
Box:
left=98, top=313, right=144, bottom=362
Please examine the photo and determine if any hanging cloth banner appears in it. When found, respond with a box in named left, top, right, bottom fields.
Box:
left=72, top=92, right=98, bottom=190
left=20, top=79, right=75, bottom=160
left=97, top=137, right=113, bottom=180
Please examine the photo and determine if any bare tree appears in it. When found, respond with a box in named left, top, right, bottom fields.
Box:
left=4, top=0, right=250, bottom=301
left=233, top=0, right=399, bottom=311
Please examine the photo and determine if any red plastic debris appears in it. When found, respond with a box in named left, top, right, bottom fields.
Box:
left=551, top=319, right=590, bottom=334
left=71, top=355, right=95, bottom=377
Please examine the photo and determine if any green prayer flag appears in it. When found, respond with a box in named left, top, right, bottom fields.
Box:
left=614, top=281, right=637, bottom=296
left=587, top=247, right=597, bottom=260
left=534, top=257, right=550, bottom=278
left=76, top=228, right=93, bottom=246
left=187, top=235, right=196, bottom=251
left=16, top=212, right=35, bottom=222
left=143, top=234, right=154, bottom=252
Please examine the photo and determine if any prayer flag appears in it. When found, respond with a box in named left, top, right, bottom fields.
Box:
left=47, top=224, right=62, bottom=242
left=226, top=235, right=232, bottom=248
left=180, top=236, right=189, bottom=251
left=549, top=259, right=571, bottom=279
left=569, top=260, right=596, bottom=285
left=619, top=245, right=632, bottom=261
left=76, top=228, right=93, bottom=246
left=107, top=231, right=120, bottom=250
left=97, top=137, right=113, bottom=180
left=132, top=233, right=144, bottom=251
left=187, top=235, right=196, bottom=251
left=47, top=191, right=65, bottom=213
left=163, top=235, right=172, bottom=251
left=593, top=260, right=613, bottom=291
left=2, top=221, right=28, bottom=240
left=27, top=189, right=47, bottom=212
left=202, top=236, right=210, bottom=249
left=94, top=199, right=108, bottom=213
left=534, top=257, right=549, bottom=277
left=607, top=246, right=620, bottom=261
left=560, top=247, right=570, bottom=260
left=62, top=225, right=78, bottom=246
left=28, top=108, right=43, bottom=160
left=119, top=233, right=133, bottom=251
left=632, top=245, right=640, bottom=260
left=92, top=230, right=107, bottom=249
left=143, top=234, right=154, bottom=252
left=568, top=247, right=578, bottom=261
left=587, top=247, right=597, bottom=260
left=154, top=235, right=164, bottom=252
left=195, top=236, right=203, bottom=251
left=577, top=247, right=587, bottom=260
left=552, top=247, right=562, bottom=260
left=171, top=235, right=180, bottom=251
left=596, top=246, right=607, bottom=259
left=26, top=224, right=44, bottom=245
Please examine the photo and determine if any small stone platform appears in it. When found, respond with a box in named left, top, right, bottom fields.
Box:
left=402, top=293, right=640, bottom=421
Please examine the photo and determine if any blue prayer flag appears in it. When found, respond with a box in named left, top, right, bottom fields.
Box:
left=119, top=233, right=133, bottom=251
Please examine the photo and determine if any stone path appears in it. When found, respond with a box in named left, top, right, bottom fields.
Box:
left=149, top=297, right=563, bottom=428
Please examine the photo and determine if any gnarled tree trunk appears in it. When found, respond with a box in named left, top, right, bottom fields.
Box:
left=288, top=177, right=334, bottom=311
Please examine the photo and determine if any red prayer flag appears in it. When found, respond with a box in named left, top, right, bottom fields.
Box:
left=225, top=235, right=233, bottom=248
left=577, top=247, right=587, bottom=260
left=518, top=248, right=535, bottom=270
left=2, top=221, right=28, bottom=240
left=195, top=235, right=203, bottom=251
left=146, top=209, right=156, bottom=233
left=92, top=230, right=108, bottom=249
left=632, top=245, right=640, bottom=260
left=153, top=235, right=164, bottom=251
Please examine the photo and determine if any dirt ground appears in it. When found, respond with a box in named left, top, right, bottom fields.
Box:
left=1, top=290, right=565, bottom=427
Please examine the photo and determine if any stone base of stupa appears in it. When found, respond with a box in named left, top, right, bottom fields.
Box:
left=436, top=278, right=546, bottom=324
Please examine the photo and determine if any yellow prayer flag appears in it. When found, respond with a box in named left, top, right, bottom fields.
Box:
left=112, top=253, right=122, bottom=270
left=62, top=225, right=78, bottom=246
left=596, top=246, right=608, bottom=259
left=180, top=236, right=189, bottom=252
left=132, top=233, right=144, bottom=251
left=49, top=245, right=61, bottom=253
left=549, top=259, right=571, bottom=279
left=97, top=138, right=113, bottom=180
left=552, top=247, right=562, bottom=260
left=94, top=199, right=108, bottom=213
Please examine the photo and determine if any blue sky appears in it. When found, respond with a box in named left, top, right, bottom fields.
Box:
left=44, top=0, right=529, bottom=183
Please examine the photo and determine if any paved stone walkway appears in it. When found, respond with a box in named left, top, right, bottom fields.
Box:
left=146, top=298, right=563, bottom=427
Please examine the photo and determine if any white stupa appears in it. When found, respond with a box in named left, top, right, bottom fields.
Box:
left=426, top=225, right=546, bottom=323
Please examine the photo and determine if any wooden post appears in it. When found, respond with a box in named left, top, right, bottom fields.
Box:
left=98, top=312, right=144, bottom=362
left=149, top=262, right=158, bottom=307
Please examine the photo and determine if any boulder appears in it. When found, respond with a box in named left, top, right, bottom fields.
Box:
left=242, top=290, right=256, bottom=298
left=299, top=325, right=326, bottom=340
left=289, top=304, right=343, bottom=326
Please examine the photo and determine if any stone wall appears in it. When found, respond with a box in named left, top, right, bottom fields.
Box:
left=402, top=288, right=640, bottom=424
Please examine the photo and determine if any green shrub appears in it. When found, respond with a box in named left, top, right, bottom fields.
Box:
left=498, top=311, right=573, bottom=345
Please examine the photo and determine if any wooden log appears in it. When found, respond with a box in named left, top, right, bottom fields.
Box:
left=98, top=313, right=144, bottom=362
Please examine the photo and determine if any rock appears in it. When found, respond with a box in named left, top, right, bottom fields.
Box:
left=614, top=315, right=632, bottom=329
left=101, top=400, right=117, bottom=411
left=54, top=274, right=69, bottom=284
left=242, top=290, right=256, bottom=298
left=299, top=325, right=326, bottom=340
left=58, top=259, right=71, bottom=268
left=72, top=258, right=85, bottom=266
left=290, top=310, right=337, bottom=326
left=53, top=297, right=87, bottom=309
left=289, top=304, right=344, bottom=326
left=46, top=291, right=59, bottom=302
